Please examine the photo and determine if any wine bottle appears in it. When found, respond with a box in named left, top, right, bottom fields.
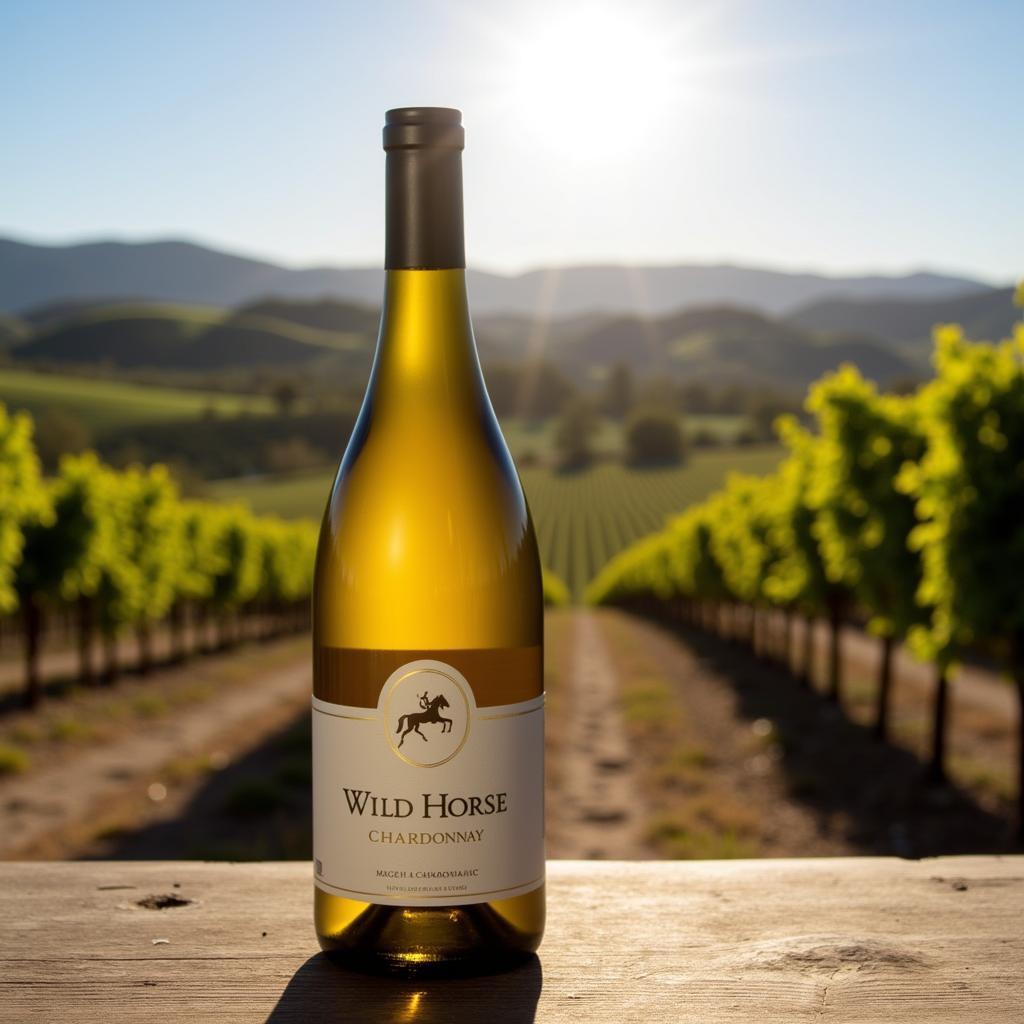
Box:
left=312, top=107, right=545, bottom=974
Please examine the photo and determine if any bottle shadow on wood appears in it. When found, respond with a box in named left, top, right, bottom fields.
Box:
left=265, top=953, right=542, bottom=1024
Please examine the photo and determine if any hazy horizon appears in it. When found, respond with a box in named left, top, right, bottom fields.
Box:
left=1, top=230, right=1009, bottom=288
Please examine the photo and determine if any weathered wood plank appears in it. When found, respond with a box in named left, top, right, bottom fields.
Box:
left=0, top=858, right=1021, bottom=1022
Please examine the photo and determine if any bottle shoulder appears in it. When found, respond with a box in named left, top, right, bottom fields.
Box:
left=325, top=405, right=531, bottom=535
left=313, top=405, right=542, bottom=649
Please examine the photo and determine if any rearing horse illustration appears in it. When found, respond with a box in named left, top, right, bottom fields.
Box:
left=396, top=692, right=452, bottom=748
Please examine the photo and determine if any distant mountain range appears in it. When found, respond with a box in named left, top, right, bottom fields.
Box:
left=3, top=236, right=1018, bottom=397
left=0, top=236, right=1000, bottom=319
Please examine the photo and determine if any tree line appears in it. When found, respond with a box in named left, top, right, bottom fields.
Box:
left=0, top=406, right=318, bottom=708
left=587, top=312, right=1024, bottom=833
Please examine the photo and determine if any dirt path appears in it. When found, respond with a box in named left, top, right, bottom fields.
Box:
left=546, top=609, right=649, bottom=858
left=0, top=650, right=310, bottom=858
left=603, top=609, right=856, bottom=857
left=6, top=607, right=1012, bottom=866
left=608, top=609, right=1015, bottom=855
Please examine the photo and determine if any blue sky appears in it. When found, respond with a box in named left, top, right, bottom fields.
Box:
left=1, top=0, right=1020, bottom=281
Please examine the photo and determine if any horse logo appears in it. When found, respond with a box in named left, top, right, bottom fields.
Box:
left=395, top=691, right=453, bottom=749
left=382, top=662, right=472, bottom=767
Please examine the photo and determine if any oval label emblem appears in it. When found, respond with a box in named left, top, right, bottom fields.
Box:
left=379, top=660, right=473, bottom=768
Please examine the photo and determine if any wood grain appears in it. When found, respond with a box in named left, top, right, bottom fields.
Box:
left=0, top=858, right=1021, bottom=1022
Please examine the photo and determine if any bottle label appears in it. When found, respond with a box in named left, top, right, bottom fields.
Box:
left=313, top=647, right=544, bottom=907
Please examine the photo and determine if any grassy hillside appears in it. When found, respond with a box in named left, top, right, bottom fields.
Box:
left=0, top=367, right=273, bottom=431
left=500, top=305, right=920, bottom=389
left=234, top=297, right=379, bottom=336
left=211, top=446, right=783, bottom=596
left=6, top=292, right=929, bottom=394
left=13, top=302, right=372, bottom=370
left=472, top=304, right=919, bottom=391
left=4, top=284, right=942, bottom=395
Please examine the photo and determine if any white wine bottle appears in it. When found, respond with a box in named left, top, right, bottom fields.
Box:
left=312, top=107, right=545, bottom=974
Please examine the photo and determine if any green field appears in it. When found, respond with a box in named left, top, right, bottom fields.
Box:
left=211, top=469, right=336, bottom=520
left=500, top=413, right=747, bottom=460
left=211, top=446, right=782, bottom=598
left=523, top=449, right=782, bottom=597
left=0, top=367, right=274, bottom=431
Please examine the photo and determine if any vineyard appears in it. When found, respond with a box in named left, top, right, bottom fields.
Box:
left=0, top=408, right=575, bottom=716
left=0, top=409, right=319, bottom=711
left=588, top=315, right=1024, bottom=831
left=522, top=450, right=780, bottom=598
left=0, top=366, right=273, bottom=431
left=211, top=448, right=783, bottom=599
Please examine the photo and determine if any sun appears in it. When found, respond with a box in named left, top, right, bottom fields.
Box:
left=503, top=5, right=682, bottom=157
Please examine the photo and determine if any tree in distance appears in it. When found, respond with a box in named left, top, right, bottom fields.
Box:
left=554, top=397, right=600, bottom=471
left=624, top=409, right=687, bottom=466
left=272, top=380, right=301, bottom=416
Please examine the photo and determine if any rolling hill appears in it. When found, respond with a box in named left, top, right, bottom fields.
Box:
left=7, top=296, right=923, bottom=393
left=0, top=236, right=993, bottom=319
left=468, top=305, right=920, bottom=389
left=13, top=302, right=373, bottom=370
left=788, top=287, right=1020, bottom=354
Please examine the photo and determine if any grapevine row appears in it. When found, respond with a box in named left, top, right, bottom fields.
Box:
left=0, top=409, right=572, bottom=708
left=0, top=416, right=320, bottom=707
left=587, top=316, right=1024, bottom=832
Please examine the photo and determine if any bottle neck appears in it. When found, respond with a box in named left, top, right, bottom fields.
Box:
left=372, top=269, right=481, bottom=410
left=374, top=124, right=479, bottom=412
left=385, top=145, right=465, bottom=270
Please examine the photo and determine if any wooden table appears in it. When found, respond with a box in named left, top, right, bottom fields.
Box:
left=1, top=858, right=1021, bottom=1022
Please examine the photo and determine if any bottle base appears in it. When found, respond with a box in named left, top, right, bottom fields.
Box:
left=315, top=885, right=544, bottom=978
left=318, top=943, right=539, bottom=979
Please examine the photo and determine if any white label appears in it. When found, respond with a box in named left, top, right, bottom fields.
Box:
left=313, top=658, right=544, bottom=907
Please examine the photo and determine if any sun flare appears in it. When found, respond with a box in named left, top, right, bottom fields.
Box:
left=504, top=6, right=683, bottom=156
